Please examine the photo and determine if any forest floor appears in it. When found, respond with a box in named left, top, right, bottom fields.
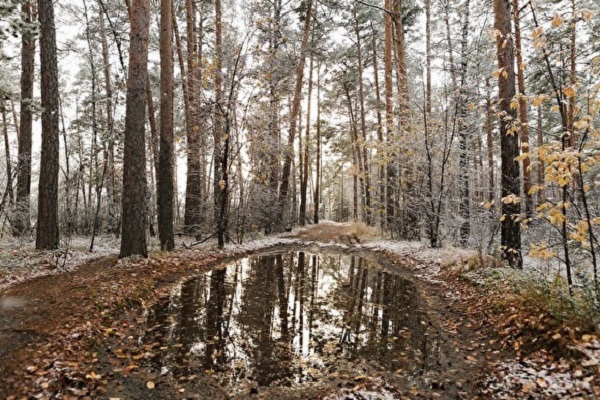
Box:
left=0, top=222, right=598, bottom=399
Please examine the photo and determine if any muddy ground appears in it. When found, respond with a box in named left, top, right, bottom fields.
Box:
left=0, top=223, right=596, bottom=399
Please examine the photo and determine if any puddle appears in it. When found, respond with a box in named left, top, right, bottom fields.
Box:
left=142, top=251, right=437, bottom=394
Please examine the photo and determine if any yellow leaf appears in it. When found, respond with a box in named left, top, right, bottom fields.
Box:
left=532, top=95, right=545, bottom=107
left=563, top=86, right=576, bottom=98
left=532, top=27, right=544, bottom=39
left=551, top=14, right=564, bottom=27
left=510, top=98, right=519, bottom=110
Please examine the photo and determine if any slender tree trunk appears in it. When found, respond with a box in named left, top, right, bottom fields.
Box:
left=344, top=84, right=365, bottom=221
left=425, top=0, right=432, bottom=116
left=36, top=0, right=60, bottom=250
left=299, top=51, right=314, bottom=226
left=59, top=98, right=72, bottom=235
left=371, top=25, right=385, bottom=230
left=537, top=106, right=543, bottom=187
left=313, top=62, right=321, bottom=224
left=486, top=77, right=495, bottom=201
left=10, top=100, right=19, bottom=141
left=354, top=10, right=371, bottom=225
left=494, top=0, right=522, bottom=268
left=120, top=0, right=150, bottom=258
left=98, top=2, right=118, bottom=234
left=392, top=0, right=415, bottom=239
left=513, top=0, right=532, bottom=216
left=183, top=0, right=203, bottom=236
left=266, top=0, right=282, bottom=233
left=1, top=100, right=14, bottom=206
left=568, top=0, right=576, bottom=146
left=83, top=0, right=108, bottom=251
left=157, top=0, right=175, bottom=250
left=277, top=0, right=313, bottom=229
left=383, top=0, right=394, bottom=230
left=457, top=0, right=471, bottom=245
left=14, top=0, right=35, bottom=237
left=214, top=0, right=224, bottom=238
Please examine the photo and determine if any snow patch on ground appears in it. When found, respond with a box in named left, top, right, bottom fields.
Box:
left=0, top=235, right=120, bottom=291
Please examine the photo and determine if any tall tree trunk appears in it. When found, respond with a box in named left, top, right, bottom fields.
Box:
left=158, top=0, right=175, bottom=250
left=120, top=0, right=150, bottom=258
left=313, top=62, right=321, bottom=224
left=214, top=0, right=224, bottom=240
left=383, top=0, right=394, bottom=230
left=277, top=0, right=313, bottom=229
left=494, top=0, right=522, bottom=268
left=425, top=0, right=432, bottom=116
left=299, top=51, right=314, bottom=226
left=266, top=0, right=282, bottom=233
left=457, top=0, right=471, bottom=244
left=83, top=0, right=107, bottom=251
left=486, top=77, right=495, bottom=202
left=392, top=0, right=414, bottom=239
left=36, top=0, right=60, bottom=250
left=1, top=100, right=14, bottom=206
left=354, top=9, right=371, bottom=225
left=183, top=0, right=203, bottom=236
left=371, top=25, right=385, bottom=231
left=344, top=84, right=365, bottom=221
left=537, top=106, right=543, bottom=187
left=14, top=0, right=35, bottom=237
left=98, top=2, right=118, bottom=234
left=513, top=0, right=532, bottom=216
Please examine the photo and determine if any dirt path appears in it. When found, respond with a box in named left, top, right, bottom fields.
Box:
left=0, top=224, right=594, bottom=399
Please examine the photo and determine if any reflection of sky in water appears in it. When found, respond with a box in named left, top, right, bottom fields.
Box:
left=142, top=251, right=431, bottom=390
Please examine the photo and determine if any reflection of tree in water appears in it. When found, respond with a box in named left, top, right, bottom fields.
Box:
left=332, top=256, right=429, bottom=374
left=237, top=254, right=294, bottom=385
left=204, top=268, right=228, bottom=370
left=143, top=251, right=434, bottom=389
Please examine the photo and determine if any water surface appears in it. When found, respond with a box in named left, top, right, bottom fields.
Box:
left=143, top=251, right=434, bottom=392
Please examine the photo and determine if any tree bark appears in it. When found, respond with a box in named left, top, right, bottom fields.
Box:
left=457, top=0, right=471, bottom=244
left=183, top=0, right=203, bottom=236
left=299, top=51, right=314, bottom=226
left=383, top=0, right=394, bottom=229
left=486, top=77, right=495, bottom=202
left=14, top=0, right=35, bottom=237
left=120, top=0, right=150, bottom=258
left=1, top=100, right=14, bottom=206
left=158, top=0, right=175, bottom=250
left=354, top=8, right=371, bottom=225
left=313, top=62, right=321, bottom=224
left=371, top=25, right=385, bottom=231
left=494, top=0, right=522, bottom=268
left=36, top=0, right=60, bottom=250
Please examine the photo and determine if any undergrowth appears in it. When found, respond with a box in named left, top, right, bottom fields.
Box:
left=464, top=255, right=600, bottom=334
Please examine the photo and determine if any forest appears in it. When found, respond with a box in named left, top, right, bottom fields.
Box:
left=0, top=0, right=599, bottom=398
